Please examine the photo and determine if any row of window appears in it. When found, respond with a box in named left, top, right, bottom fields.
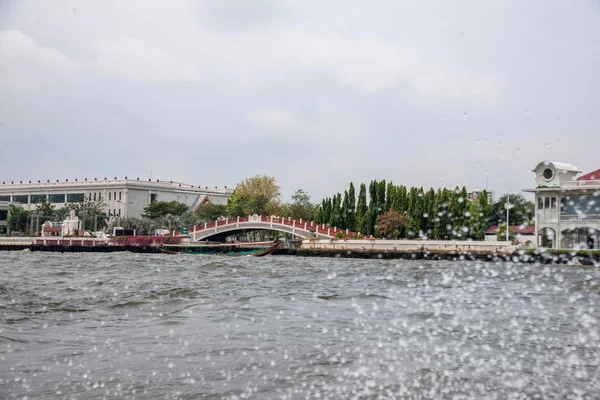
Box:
left=538, top=195, right=600, bottom=215
left=107, top=192, right=122, bottom=201
left=538, top=196, right=557, bottom=210
left=0, top=191, right=124, bottom=204
left=108, top=209, right=121, bottom=217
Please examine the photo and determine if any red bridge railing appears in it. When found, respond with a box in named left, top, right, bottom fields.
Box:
left=189, top=216, right=366, bottom=238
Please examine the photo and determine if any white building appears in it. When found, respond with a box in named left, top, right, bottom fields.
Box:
left=0, top=201, right=8, bottom=234
left=523, top=161, right=600, bottom=249
left=0, top=177, right=233, bottom=227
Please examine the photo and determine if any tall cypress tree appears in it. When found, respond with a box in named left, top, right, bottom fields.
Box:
left=347, top=183, right=356, bottom=232
left=356, top=183, right=367, bottom=234
left=385, top=181, right=395, bottom=211
left=397, top=185, right=408, bottom=213
left=330, top=193, right=342, bottom=228
left=423, top=188, right=436, bottom=237
left=341, top=190, right=350, bottom=230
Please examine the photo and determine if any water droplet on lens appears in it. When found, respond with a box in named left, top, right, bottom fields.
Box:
left=462, top=112, right=468, bottom=119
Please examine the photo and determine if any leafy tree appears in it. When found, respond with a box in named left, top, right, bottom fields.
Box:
left=67, top=199, right=109, bottom=231
left=34, top=199, right=55, bottom=219
left=496, top=224, right=516, bottom=242
left=226, top=175, right=281, bottom=217
left=290, top=189, right=316, bottom=221
left=7, top=205, right=29, bottom=233
left=195, top=203, right=228, bottom=223
left=376, top=209, right=407, bottom=239
left=488, top=194, right=534, bottom=226
left=142, top=201, right=189, bottom=219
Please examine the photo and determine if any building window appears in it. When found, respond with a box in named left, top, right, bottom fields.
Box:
left=49, top=194, right=65, bottom=203
left=151, top=194, right=157, bottom=203
left=67, top=193, right=85, bottom=203
left=118, top=209, right=121, bottom=216
left=543, top=168, right=554, bottom=180
left=114, top=192, right=116, bottom=201
left=13, top=195, right=29, bottom=204
left=89, top=193, right=92, bottom=201
left=544, top=197, right=550, bottom=209
left=0, top=210, right=8, bottom=221
left=538, top=197, right=544, bottom=210
left=113, top=209, right=116, bottom=216
left=31, top=194, right=47, bottom=203
left=119, top=192, right=122, bottom=200
left=94, top=193, right=97, bottom=201
left=551, top=197, right=556, bottom=209
left=0, top=195, right=10, bottom=202
left=109, top=192, right=111, bottom=201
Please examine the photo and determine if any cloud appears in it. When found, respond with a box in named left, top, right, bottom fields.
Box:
left=0, top=30, right=80, bottom=90
left=245, top=107, right=298, bottom=131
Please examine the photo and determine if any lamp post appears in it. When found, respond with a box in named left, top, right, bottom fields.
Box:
left=116, top=199, right=133, bottom=228
left=505, top=195, right=514, bottom=242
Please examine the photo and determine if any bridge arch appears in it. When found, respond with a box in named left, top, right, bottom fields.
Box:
left=188, top=215, right=365, bottom=242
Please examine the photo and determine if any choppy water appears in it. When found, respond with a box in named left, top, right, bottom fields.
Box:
left=1, top=252, right=599, bottom=399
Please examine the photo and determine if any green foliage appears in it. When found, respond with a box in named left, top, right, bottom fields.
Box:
left=496, top=224, right=516, bottom=242
left=356, top=183, right=367, bottom=233
left=226, top=175, right=281, bottom=217
left=195, top=203, right=228, bottom=223
left=376, top=209, right=407, bottom=239
left=142, top=201, right=189, bottom=219
left=7, top=205, right=29, bottom=233
left=66, top=199, right=109, bottom=231
left=488, top=194, right=534, bottom=226
left=315, top=180, right=497, bottom=240
left=289, top=189, right=317, bottom=221
left=34, top=199, right=55, bottom=218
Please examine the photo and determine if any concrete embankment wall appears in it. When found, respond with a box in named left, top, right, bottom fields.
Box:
left=300, top=239, right=517, bottom=253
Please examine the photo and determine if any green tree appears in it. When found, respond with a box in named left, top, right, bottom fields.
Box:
left=195, top=203, right=228, bottom=223
left=226, top=175, right=281, bottom=217
left=488, top=194, right=534, bottom=227
left=67, top=199, right=110, bottom=231
left=142, top=201, right=189, bottom=219
left=376, top=209, right=407, bottom=239
left=422, top=188, right=436, bottom=237
left=290, top=189, right=316, bottom=221
left=330, top=193, right=342, bottom=228
left=496, top=224, right=516, bottom=242
left=346, top=183, right=356, bottom=231
left=7, top=205, right=29, bottom=233
left=34, top=199, right=55, bottom=219
left=356, top=183, right=367, bottom=233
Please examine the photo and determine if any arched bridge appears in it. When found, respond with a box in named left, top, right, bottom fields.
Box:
left=188, top=215, right=365, bottom=241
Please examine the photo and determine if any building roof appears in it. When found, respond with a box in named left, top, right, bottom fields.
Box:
left=485, top=225, right=536, bottom=234
left=532, top=161, right=580, bottom=173
left=576, top=168, right=600, bottom=181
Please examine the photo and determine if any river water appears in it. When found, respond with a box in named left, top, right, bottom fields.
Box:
left=1, top=252, right=599, bottom=399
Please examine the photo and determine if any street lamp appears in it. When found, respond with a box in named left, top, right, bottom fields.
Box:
left=504, top=195, right=514, bottom=242
left=116, top=199, right=133, bottom=228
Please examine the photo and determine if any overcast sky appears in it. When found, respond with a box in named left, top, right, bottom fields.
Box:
left=1, top=0, right=599, bottom=202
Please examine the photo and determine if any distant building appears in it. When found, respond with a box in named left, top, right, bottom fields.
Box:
left=522, top=161, right=600, bottom=249
left=467, top=190, right=495, bottom=204
left=0, top=177, right=234, bottom=229
left=0, top=201, right=8, bottom=234
left=484, top=225, right=535, bottom=243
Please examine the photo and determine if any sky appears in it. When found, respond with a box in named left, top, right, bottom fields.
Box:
left=1, top=0, right=599, bottom=203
